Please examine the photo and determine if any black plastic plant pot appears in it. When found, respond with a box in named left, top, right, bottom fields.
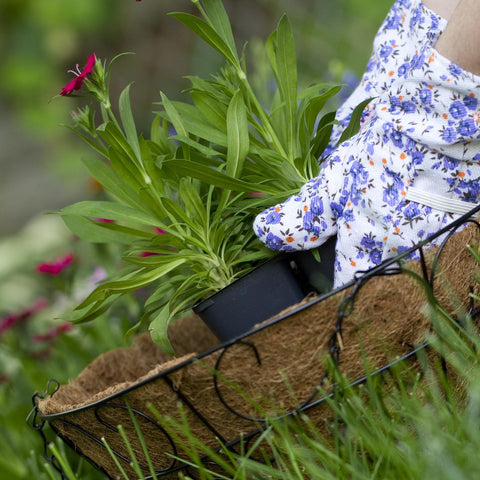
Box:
left=291, top=235, right=337, bottom=294
left=193, top=255, right=306, bottom=342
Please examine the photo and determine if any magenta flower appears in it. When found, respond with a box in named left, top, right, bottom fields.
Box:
left=0, top=299, right=48, bottom=335
left=36, top=253, right=75, bottom=276
left=60, top=54, right=97, bottom=96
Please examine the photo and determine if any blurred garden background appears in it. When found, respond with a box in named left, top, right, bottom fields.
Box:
left=0, top=1, right=390, bottom=478
left=0, top=0, right=388, bottom=236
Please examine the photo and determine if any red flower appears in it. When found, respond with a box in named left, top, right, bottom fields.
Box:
left=36, top=253, right=75, bottom=276
left=60, top=54, right=97, bottom=96
left=0, top=299, right=48, bottom=335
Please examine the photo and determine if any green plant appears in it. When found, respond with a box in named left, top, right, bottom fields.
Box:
left=57, top=0, right=366, bottom=353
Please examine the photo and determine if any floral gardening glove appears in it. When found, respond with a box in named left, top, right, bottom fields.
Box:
left=254, top=2, right=480, bottom=288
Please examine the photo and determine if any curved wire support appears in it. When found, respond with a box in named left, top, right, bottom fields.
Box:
left=26, top=380, right=67, bottom=479
left=213, top=340, right=267, bottom=423
left=428, top=218, right=480, bottom=289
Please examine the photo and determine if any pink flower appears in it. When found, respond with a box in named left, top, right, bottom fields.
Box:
left=36, top=253, right=75, bottom=276
left=154, top=227, right=166, bottom=234
left=33, top=322, right=73, bottom=343
left=0, top=299, right=48, bottom=335
left=60, top=54, right=97, bottom=96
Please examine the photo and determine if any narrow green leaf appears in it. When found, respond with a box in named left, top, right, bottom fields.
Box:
left=190, top=89, right=228, bottom=132
left=265, top=30, right=278, bottom=78
left=275, top=14, right=297, bottom=161
left=67, top=126, right=109, bottom=158
left=69, top=295, right=120, bottom=324
left=162, top=159, right=278, bottom=194
left=302, top=151, right=322, bottom=180
left=248, top=146, right=306, bottom=187
left=62, top=215, right=151, bottom=244
left=106, top=147, right=146, bottom=198
left=335, top=97, right=374, bottom=147
left=268, top=89, right=286, bottom=152
left=81, top=156, right=144, bottom=210
left=47, top=444, right=78, bottom=480
left=302, top=86, right=342, bottom=133
left=297, top=82, right=340, bottom=100
left=161, top=100, right=228, bottom=146
left=159, top=92, right=188, bottom=139
left=105, top=52, right=135, bottom=91
left=77, top=258, right=186, bottom=307
left=169, top=12, right=238, bottom=67
left=118, top=83, right=141, bottom=161
left=186, top=75, right=226, bottom=97
left=122, top=252, right=177, bottom=267
left=59, top=201, right=162, bottom=227
left=312, top=111, right=337, bottom=159
left=162, top=198, right=196, bottom=228
left=149, top=305, right=174, bottom=354
left=98, top=121, right=139, bottom=166
left=101, top=437, right=130, bottom=480
left=203, top=0, right=239, bottom=64
left=230, top=248, right=275, bottom=267
left=172, top=134, right=224, bottom=158
left=226, top=90, right=249, bottom=178
left=150, top=115, right=174, bottom=155
left=139, top=136, right=165, bottom=194
left=179, top=178, right=207, bottom=226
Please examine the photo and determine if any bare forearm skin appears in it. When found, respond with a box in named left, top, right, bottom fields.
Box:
left=434, top=0, right=480, bottom=75
left=423, top=0, right=459, bottom=20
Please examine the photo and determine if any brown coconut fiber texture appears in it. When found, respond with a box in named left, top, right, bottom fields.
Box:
left=38, top=219, right=480, bottom=479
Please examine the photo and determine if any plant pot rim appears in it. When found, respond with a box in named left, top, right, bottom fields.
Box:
left=193, top=252, right=292, bottom=312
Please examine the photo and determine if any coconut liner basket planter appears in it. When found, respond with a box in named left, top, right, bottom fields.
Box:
left=29, top=206, right=480, bottom=480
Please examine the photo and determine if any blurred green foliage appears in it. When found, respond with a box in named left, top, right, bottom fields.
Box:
left=0, top=214, right=140, bottom=479
left=0, top=0, right=387, bottom=127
